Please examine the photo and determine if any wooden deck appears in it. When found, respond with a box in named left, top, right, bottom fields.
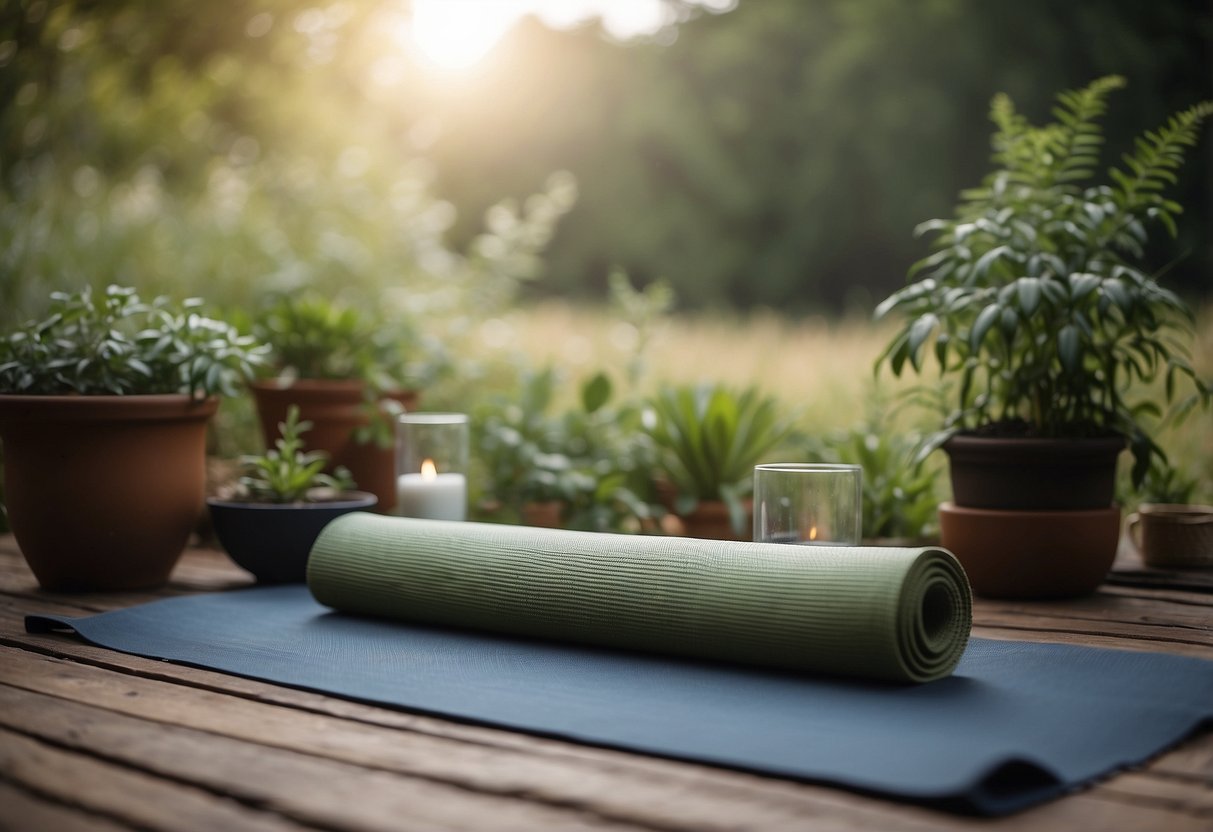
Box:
left=1, top=534, right=1210, bottom=832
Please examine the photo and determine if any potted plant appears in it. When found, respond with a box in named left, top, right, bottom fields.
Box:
left=207, top=406, right=376, bottom=583
left=0, top=285, right=268, bottom=591
left=803, top=408, right=941, bottom=545
left=250, top=294, right=421, bottom=514
left=875, top=76, right=1212, bottom=597
left=642, top=383, right=790, bottom=539
left=473, top=368, right=660, bottom=532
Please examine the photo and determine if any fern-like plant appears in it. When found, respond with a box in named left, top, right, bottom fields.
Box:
left=875, top=77, right=1212, bottom=485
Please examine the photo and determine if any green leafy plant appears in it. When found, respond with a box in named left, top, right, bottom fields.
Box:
left=254, top=294, right=414, bottom=391
left=642, top=384, right=791, bottom=531
left=473, top=368, right=660, bottom=532
left=237, top=406, right=357, bottom=503
left=0, top=285, right=268, bottom=398
left=1128, top=456, right=1201, bottom=506
left=875, top=76, right=1212, bottom=485
left=804, top=415, right=941, bottom=541
left=254, top=294, right=419, bottom=449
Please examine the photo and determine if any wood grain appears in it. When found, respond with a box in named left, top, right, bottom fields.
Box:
left=1, top=535, right=1211, bottom=832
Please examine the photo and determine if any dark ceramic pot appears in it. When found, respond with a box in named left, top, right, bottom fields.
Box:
left=0, top=394, right=217, bottom=591
left=207, top=492, right=377, bottom=583
left=250, top=380, right=419, bottom=514
left=943, top=434, right=1125, bottom=510
left=939, top=502, right=1121, bottom=598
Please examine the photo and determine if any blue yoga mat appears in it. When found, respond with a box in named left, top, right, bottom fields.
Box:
left=26, top=586, right=1213, bottom=816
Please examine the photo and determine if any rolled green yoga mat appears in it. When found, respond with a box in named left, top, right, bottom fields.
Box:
left=307, top=514, right=972, bottom=683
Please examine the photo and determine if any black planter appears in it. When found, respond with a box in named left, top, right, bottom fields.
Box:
left=207, top=492, right=377, bottom=583
left=942, top=434, right=1125, bottom=511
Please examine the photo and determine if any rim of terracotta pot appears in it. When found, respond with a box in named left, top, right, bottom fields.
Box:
left=250, top=377, right=365, bottom=393
left=0, top=394, right=218, bottom=423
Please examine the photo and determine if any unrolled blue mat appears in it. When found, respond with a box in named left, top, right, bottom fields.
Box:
left=26, top=586, right=1213, bottom=816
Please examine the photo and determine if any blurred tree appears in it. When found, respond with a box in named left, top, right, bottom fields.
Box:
left=420, top=0, right=1212, bottom=310
left=0, top=0, right=570, bottom=330
left=1, top=0, right=1208, bottom=316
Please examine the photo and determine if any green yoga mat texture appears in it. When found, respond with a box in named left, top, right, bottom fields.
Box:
left=307, top=514, right=972, bottom=683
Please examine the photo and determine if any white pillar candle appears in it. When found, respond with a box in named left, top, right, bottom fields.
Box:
left=396, top=459, right=467, bottom=521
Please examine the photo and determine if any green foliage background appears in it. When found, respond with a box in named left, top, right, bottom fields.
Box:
left=1, top=0, right=1208, bottom=317
left=427, top=0, right=1212, bottom=309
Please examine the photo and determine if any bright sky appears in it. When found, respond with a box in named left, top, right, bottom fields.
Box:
left=407, top=0, right=734, bottom=71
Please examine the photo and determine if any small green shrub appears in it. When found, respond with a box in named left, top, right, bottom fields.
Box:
left=237, top=406, right=356, bottom=503
left=804, top=417, right=941, bottom=541
left=473, top=368, right=660, bottom=532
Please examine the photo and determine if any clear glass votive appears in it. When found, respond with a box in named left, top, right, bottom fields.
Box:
left=753, top=463, right=863, bottom=545
left=395, top=412, right=469, bottom=521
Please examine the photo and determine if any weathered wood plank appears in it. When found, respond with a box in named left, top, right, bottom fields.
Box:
left=2, top=539, right=1212, bottom=831
left=1096, top=772, right=1213, bottom=817
left=971, top=625, right=1213, bottom=658
left=0, top=728, right=311, bottom=832
left=0, top=684, right=643, bottom=832
left=974, top=594, right=1213, bottom=632
left=0, top=781, right=135, bottom=832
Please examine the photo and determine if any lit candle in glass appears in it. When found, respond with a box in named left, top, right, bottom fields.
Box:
left=395, top=413, right=469, bottom=521
left=396, top=458, right=467, bottom=521
left=753, top=463, right=862, bottom=545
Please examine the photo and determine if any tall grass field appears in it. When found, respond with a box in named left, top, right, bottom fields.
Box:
left=482, top=301, right=1213, bottom=504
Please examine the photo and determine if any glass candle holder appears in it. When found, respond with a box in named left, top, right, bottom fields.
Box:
left=753, top=463, right=863, bottom=545
left=395, top=413, right=469, bottom=521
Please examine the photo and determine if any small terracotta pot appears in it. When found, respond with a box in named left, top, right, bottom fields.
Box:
left=0, top=394, right=217, bottom=591
left=1126, top=504, right=1213, bottom=569
left=677, top=499, right=752, bottom=541
left=943, top=434, right=1124, bottom=510
left=250, top=380, right=419, bottom=514
left=938, top=501, right=1121, bottom=599
left=521, top=501, right=565, bottom=529
left=207, top=492, right=377, bottom=583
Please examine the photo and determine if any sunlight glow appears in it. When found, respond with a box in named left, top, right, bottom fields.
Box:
left=405, top=0, right=736, bottom=72
left=408, top=2, right=520, bottom=71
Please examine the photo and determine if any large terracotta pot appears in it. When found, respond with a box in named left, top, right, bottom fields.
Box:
left=939, top=502, right=1121, bottom=598
left=943, top=434, right=1124, bottom=510
left=249, top=380, right=419, bottom=514
left=0, top=394, right=217, bottom=591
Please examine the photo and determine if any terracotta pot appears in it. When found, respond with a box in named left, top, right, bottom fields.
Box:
left=207, top=491, right=377, bottom=583
left=0, top=394, right=217, bottom=591
left=677, top=499, right=752, bottom=541
left=521, top=501, right=565, bottom=529
left=938, top=502, right=1121, bottom=599
left=1126, top=504, right=1213, bottom=569
left=943, top=434, right=1124, bottom=511
left=249, top=380, right=419, bottom=514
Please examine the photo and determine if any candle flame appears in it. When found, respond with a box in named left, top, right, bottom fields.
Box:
left=809, top=526, right=818, bottom=541
left=421, top=459, right=437, bottom=480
